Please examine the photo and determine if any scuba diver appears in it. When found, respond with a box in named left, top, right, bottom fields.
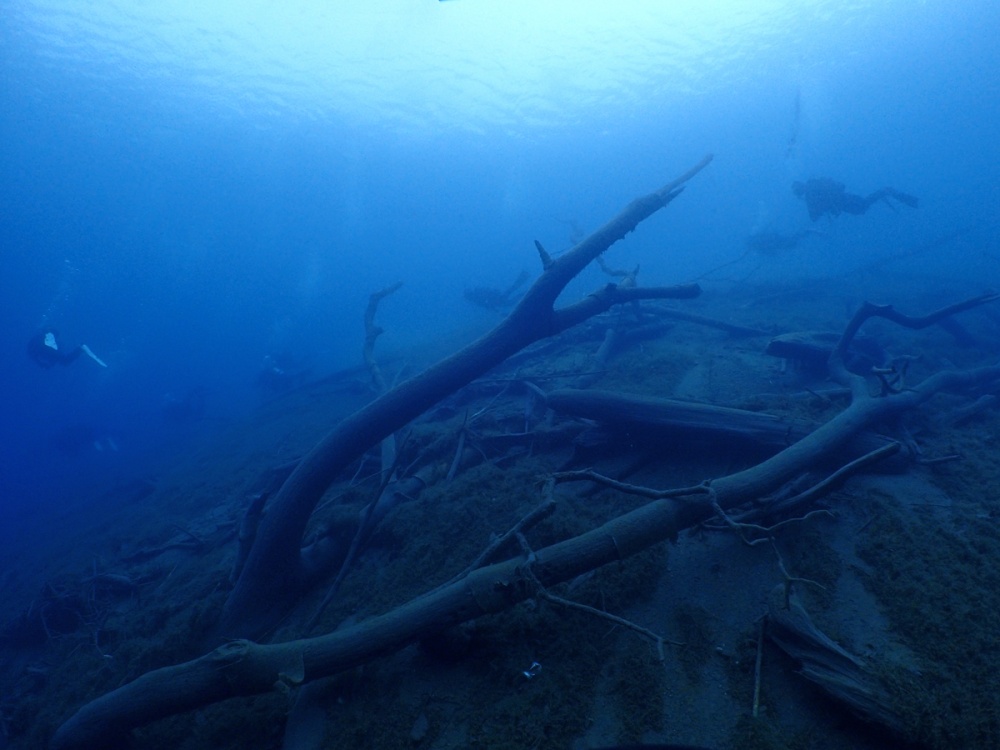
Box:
left=26, top=327, right=107, bottom=368
left=257, top=353, right=309, bottom=397
left=792, top=178, right=919, bottom=222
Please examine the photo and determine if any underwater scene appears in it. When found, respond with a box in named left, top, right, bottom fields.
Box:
left=2, top=1, right=1000, bottom=748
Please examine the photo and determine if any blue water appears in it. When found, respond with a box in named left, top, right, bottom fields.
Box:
left=2, top=0, right=998, bottom=528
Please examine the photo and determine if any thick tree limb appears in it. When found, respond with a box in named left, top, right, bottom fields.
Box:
left=649, top=306, right=771, bottom=337
left=216, top=156, right=713, bottom=640
left=545, top=388, right=901, bottom=465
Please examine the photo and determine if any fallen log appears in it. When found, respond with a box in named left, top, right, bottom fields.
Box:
left=765, top=330, right=883, bottom=375
left=545, top=387, right=905, bottom=468
left=650, top=305, right=772, bottom=338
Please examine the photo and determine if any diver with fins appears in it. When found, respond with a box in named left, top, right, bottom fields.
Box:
left=26, top=326, right=107, bottom=368
left=792, top=177, right=919, bottom=222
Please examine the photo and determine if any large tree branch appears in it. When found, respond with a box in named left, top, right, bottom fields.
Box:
left=834, top=292, right=1000, bottom=364
left=216, top=155, right=714, bottom=640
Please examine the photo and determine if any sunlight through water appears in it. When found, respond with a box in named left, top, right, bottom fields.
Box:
left=5, top=0, right=889, bottom=134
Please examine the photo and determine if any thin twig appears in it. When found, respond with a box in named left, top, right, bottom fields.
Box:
left=514, top=531, right=679, bottom=661
left=552, top=469, right=710, bottom=501
left=708, top=502, right=835, bottom=545
left=432, top=493, right=559, bottom=595
left=771, top=540, right=826, bottom=609
left=753, top=616, right=765, bottom=719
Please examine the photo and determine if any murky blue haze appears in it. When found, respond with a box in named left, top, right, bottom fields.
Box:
left=1, top=0, right=998, bottom=534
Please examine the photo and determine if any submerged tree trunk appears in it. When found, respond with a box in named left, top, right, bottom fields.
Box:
left=216, top=156, right=714, bottom=640
left=544, top=387, right=905, bottom=466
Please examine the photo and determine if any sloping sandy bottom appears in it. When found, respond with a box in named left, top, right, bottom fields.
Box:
left=3, top=272, right=1000, bottom=750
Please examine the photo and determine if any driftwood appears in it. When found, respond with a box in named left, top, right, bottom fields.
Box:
left=121, top=520, right=240, bottom=566
left=943, top=393, right=998, bottom=427
left=766, top=584, right=905, bottom=736
left=51, top=292, right=1000, bottom=748
left=306, top=468, right=432, bottom=631
left=651, top=305, right=772, bottom=337
left=545, top=387, right=903, bottom=467
left=215, top=156, right=711, bottom=641
left=120, top=535, right=203, bottom=565
left=765, top=330, right=883, bottom=375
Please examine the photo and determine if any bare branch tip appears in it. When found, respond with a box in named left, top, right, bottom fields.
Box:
left=534, top=240, right=553, bottom=270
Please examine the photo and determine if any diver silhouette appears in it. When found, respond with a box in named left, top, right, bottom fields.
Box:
left=792, top=178, right=919, bottom=222
left=26, top=327, right=107, bottom=368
